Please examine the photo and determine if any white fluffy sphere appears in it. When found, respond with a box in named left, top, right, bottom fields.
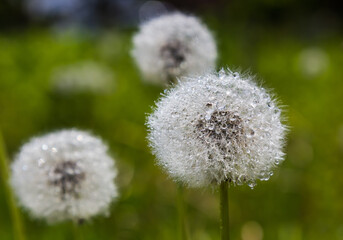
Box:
left=147, top=70, right=287, bottom=188
left=11, top=129, right=117, bottom=223
left=132, top=12, right=217, bottom=85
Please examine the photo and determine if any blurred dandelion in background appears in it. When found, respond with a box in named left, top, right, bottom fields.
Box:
left=147, top=69, right=287, bottom=188
left=298, top=47, right=329, bottom=78
left=132, top=12, right=217, bottom=85
left=51, top=61, right=115, bottom=94
left=11, top=129, right=117, bottom=223
left=241, top=221, right=263, bottom=240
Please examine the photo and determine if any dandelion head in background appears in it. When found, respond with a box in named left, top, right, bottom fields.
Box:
left=132, top=12, right=217, bottom=85
left=51, top=61, right=114, bottom=94
left=298, top=47, right=329, bottom=78
left=147, top=69, right=287, bottom=188
left=11, top=129, right=117, bottom=223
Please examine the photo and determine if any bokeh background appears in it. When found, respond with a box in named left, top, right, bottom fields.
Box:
left=1, top=0, right=343, bottom=239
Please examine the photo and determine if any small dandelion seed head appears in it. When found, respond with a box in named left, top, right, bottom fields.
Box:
left=132, top=12, right=217, bottom=85
left=51, top=61, right=114, bottom=94
left=147, top=69, right=287, bottom=188
left=11, top=129, right=117, bottom=223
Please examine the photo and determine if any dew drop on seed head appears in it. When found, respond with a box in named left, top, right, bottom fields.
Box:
left=205, top=114, right=211, bottom=121
left=261, top=176, right=270, bottom=181
left=38, top=158, right=46, bottom=167
left=76, top=135, right=84, bottom=141
left=219, top=69, right=226, bottom=80
left=171, top=112, right=178, bottom=118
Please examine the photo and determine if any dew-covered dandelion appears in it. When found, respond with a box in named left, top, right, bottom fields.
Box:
left=147, top=69, right=287, bottom=188
left=11, top=129, right=117, bottom=223
left=132, top=12, right=217, bottom=85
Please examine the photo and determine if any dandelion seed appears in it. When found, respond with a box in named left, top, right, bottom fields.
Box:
left=132, top=12, right=217, bottom=85
left=147, top=69, right=287, bottom=188
left=11, top=129, right=117, bottom=223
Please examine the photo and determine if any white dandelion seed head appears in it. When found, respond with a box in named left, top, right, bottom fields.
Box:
left=132, top=12, right=217, bottom=85
left=11, top=129, right=117, bottom=223
left=147, top=69, right=287, bottom=188
left=51, top=61, right=114, bottom=94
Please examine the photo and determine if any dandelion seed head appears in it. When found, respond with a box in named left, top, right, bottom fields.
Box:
left=132, top=12, right=217, bottom=85
left=147, top=69, right=287, bottom=188
left=11, top=129, right=117, bottom=223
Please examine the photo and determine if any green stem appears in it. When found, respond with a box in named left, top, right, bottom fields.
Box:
left=72, top=221, right=84, bottom=240
left=0, top=131, right=25, bottom=240
left=177, top=184, right=189, bottom=240
left=220, top=181, right=229, bottom=240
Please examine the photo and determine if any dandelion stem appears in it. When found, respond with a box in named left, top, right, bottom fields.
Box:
left=177, top=184, right=189, bottom=240
left=0, top=130, right=25, bottom=240
left=72, top=221, right=84, bottom=240
left=220, top=181, right=229, bottom=240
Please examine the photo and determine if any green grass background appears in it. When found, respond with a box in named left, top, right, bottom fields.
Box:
left=0, top=9, right=343, bottom=240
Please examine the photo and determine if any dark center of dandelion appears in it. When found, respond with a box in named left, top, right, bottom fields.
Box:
left=197, top=111, right=244, bottom=140
left=195, top=107, right=256, bottom=184
left=196, top=109, right=254, bottom=154
left=49, top=161, right=85, bottom=200
left=160, top=40, right=188, bottom=78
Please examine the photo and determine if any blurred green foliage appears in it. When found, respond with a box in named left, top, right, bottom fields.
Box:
left=0, top=14, right=343, bottom=240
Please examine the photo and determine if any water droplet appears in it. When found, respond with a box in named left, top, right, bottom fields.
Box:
left=247, top=129, right=255, bottom=138
left=264, top=132, right=271, bottom=138
left=38, top=158, right=46, bottom=167
left=218, top=105, right=226, bottom=111
left=76, top=135, right=84, bottom=141
left=248, top=182, right=256, bottom=189
left=261, top=176, right=270, bottom=181
left=171, top=112, right=178, bottom=118
left=219, top=69, right=226, bottom=79
left=205, top=114, right=211, bottom=121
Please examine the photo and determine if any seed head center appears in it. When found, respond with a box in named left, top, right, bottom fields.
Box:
left=197, top=110, right=246, bottom=141
left=160, top=40, right=188, bottom=76
left=49, top=161, right=85, bottom=200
